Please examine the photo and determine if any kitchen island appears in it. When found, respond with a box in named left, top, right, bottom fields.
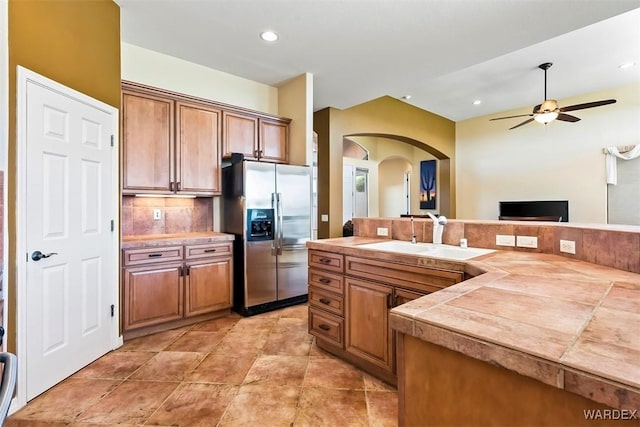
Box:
left=308, top=219, right=639, bottom=426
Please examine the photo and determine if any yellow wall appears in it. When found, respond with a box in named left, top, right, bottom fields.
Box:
left=278, top=73, right=313, bottom=166
left=314, top=96, right=455, bottom=238
left=7, top=0, right=121, bottom=352
left=456, top=83, right=640, bottom=223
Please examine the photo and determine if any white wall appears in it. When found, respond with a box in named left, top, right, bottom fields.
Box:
left=121, top=43, right=278, bottom=114
left=456, top=83, right=640, bottom=223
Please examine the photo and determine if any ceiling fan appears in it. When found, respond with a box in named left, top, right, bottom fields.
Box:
left=490, top=62, right=617, bottom=130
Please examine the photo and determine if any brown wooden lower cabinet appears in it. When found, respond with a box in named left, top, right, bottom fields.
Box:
left=123, top=262, right=184, bottom=330
left=122, top=242, right=233, bottom=337
left=308, top=249, right=465, bottom=386
left=345, top=277, right=394, bottom=372
left=185, top=258, right=232, bottom=317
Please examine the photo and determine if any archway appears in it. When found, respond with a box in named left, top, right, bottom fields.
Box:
left=314, top=96, right=455, bottom=238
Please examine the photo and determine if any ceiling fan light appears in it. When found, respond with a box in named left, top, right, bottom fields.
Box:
left=534, top=111, right=559, bottom=124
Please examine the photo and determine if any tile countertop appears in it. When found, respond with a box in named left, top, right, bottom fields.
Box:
left=307, top=237, right=640, bottom=411
left=122, top=232, right=235, bottom=249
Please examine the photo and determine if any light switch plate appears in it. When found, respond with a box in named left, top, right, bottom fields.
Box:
left=321, top=214, right=329, bottom=222
left=516, top=235, right=538, bottom=248
left=496, top=235, right=516, bottom=247
left=377, top=227, right=389, bottom=236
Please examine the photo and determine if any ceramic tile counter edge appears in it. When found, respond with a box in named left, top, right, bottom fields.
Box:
left=122, top=232, right=235, bottom=249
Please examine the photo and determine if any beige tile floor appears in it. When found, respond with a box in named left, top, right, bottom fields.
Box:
left=6, top=304, right=398, bottom=426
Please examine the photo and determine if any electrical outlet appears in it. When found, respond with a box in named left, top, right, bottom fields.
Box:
left=496, top=235, right=516, bottom=247
left=516, top=235, right=538, bottom=248
left=560, top=239, right=576, bottom=254
left=377, top=227, right=389, bottom=236
left=153, top=209, right=162, bottom=220
left=321, top=214, right=329, bottom=222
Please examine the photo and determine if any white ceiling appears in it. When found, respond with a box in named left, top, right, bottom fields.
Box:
left=117, top=1, right=640, bottom=121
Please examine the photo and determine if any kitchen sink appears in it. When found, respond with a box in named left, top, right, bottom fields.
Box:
left=359, top=240, right=494, bottom=260
left=360, top=240, right=435, bottom=254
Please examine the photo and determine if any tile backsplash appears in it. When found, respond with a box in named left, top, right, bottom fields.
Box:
left=352, top=217, right=640, bottom=274
left=121, top=196, right=213, bottom=236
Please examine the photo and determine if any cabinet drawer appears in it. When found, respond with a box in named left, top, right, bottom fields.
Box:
left=309, top=250, right=344, bottom=273
left=309, top=307, right=344, bottom=348
left=345, top=255, right=463, bottom=294
left=123, top=246, right=183, bottom=266
left=309, top=286, right=344, bottom=316
left=185, top=242, right=232, bottom=260
left=309, top=268, right=344, bottom=295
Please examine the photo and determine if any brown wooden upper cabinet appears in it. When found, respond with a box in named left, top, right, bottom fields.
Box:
left=122, top=90, right=174, bottom=193
left=222, top=111, right=290, bottom=163
left=122, top=84, right=221, bottom=195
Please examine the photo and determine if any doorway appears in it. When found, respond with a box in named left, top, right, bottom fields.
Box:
left=16, top=67, right=120, bottom=405
left=343, top=165, right=369, bottom=223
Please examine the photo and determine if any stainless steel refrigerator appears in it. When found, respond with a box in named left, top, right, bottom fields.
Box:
left=222, top=156, right=311, bottom=316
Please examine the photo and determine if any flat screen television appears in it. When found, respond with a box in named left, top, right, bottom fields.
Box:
left=498, top=200, right=568, bottom=222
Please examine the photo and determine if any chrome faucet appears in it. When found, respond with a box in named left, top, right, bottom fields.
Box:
left=427, top=212, right=448, bottom=244
left=410, top=216, right=417, bottom=244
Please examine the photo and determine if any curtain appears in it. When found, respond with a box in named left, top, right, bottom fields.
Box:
left=603, top=145, right=640, bottom=185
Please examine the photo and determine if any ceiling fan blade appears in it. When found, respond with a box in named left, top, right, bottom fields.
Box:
left=509, top=118, right=535, bottom=130
left=560, top=99, right=616, bottom=112
left=490, top=113, right=534, bottom=121
left=556, top=113, right=581, bottom=123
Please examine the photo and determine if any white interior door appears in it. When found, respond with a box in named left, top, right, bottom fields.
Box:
left=17, top=68, right=119, bottom=402
left=343, top=164, right=354, bottom=224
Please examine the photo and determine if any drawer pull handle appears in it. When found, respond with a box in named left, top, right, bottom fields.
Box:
left=318, top=324, right=330, bottom=331
left=148, top=253, right=163, bottom=258
left=319, top=298, right=331, bottom=305
left=319, top=278, right=331, bottom=284
left=204, top=249, right=217, bottom=253
left=319, top=258, right=331, bottom=264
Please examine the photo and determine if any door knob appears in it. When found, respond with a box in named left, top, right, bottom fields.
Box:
left=31, top=251, right=58, bottom=261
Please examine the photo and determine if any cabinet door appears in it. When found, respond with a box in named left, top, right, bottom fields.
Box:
left=123, top=262, right=183, bottom=330
left=345, top=277, right=393, bottom=372
left=122, top=90, right=174, bottom=193
left=176, top=102, right=221, bottom=194
left=259, top=118, right=288, bottom=163
left=222, top=112, right=258, bottom=159
left=184, top=258, right=233, bottom=317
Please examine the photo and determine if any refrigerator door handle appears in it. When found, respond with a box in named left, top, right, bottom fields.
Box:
left=270, top=192, right=278, bottom=256
left=277, top=192, right=284, bottom=255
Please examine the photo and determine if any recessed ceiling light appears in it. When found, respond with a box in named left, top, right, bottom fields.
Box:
left=401, top=95, right=412, bottom=100
left=260, top=31, right=279, bottom=42
left=472, top=99, right=482, bottom=105
left=618, top=62, right=635, bottom=69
